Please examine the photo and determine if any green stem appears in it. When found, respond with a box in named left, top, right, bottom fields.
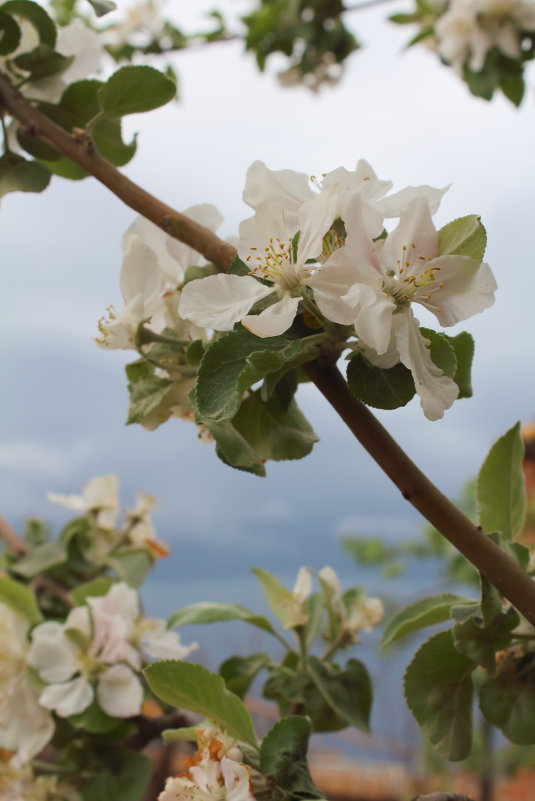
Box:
left=0, top=112, right=10, bottom=153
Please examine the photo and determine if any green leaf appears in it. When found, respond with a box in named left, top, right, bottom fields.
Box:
left=480, top=656, right=535, bottom=744
left=81, top=750, right=151, bottom=801
left=260, top=716, right=325, bottom=799
left=144, top=661, right=258, bottom=748
left=420, top=328, right=457, bottom=379
left=452, top=603, right=519, bottom=674
left=0, top=10, right=20, bottom=55
left=219, top=653, right=272, bottom=698
left=381, top=594, right=473, bottom=648
left=93, top=118, right=137, bottom=166
left=168, top=602, right=277, bottom=636
left=500, top=67, right=524, bottom=107
left=2, top=1, right=56, bottom=47
left=195, top=329, right=320, bottom=421
left=0, top=153, right=50, bottom=198
left=12, top=541, right=66, bottom=577
left=202, top=418, right=266, bottom=476
left=86, top=0, right=116, bottom=15
left=477, top=422, right=526, bottom=540
left=14, top=44, right=73, bottom=80
left=228, top=256, right=250, bottom=276
left=404, top=631, right=475, bottom=761
left=70, top=577, right=114, bottom=605
left=39, top=155, right=87, bottom=180
left=69, top=700, right=125, bottom=733
left=0, top=576, right=42, bottom=623
left=106, top=548, right=152, bottom=587
left=126, top=371, right=175, bottom=426
left=98, top=65, right=176, bottom=118
left=450, top=332, right=474, bottom=399
left=438, top=214, right=487, bottom=261
left=16, top=127, right=60, bottom=161
left=307, top=656, right=372, bottom=733
left=232, top=391, right=317, bottom=462
left=252, top=568, right=299, bottom=628
left=346, top=352, right=415, bottom=410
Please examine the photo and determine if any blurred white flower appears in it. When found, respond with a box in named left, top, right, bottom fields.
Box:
left=47, top=474, right=119, bottom=530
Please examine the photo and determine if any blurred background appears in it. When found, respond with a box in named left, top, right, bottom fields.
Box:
left=2, top=1, right=535, bottom=795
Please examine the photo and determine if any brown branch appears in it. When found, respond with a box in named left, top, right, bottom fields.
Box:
left=0, top=516, right=28, bottom=554
left=304, top=360, right=535, bottom=626
left=0, top=75, right=236, bottom=271
left=3, top=73, right=535, bottom=624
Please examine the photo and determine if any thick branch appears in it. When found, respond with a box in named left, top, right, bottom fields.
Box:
left=305, top=360, right=535, bottom=625
left=0, top=75, right=236, bottom=271
left=3, top=73, right=535, bottom=623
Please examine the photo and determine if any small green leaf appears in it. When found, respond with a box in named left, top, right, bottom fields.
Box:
left=93, top=118, right=137, bottom=166
left=0, top=10, right=21, bottom=55
left=202, top=417, right=266, bottom=476
left=438, top=214, right=487, bottom=261
left=219, top=653, right=272, bottom=698
left=404, top=631, right=475, bottom=761
left=16, top=127, right=60, bottom=161
left=86, top=0, right=116, bottom=15
left=381, top=594, right=473, bottom=648
left=480, top=656, right=535, bottom=744
left=168, top=602, right=277, bottom=635
left=14, top=44, right=73, bottom=80
left=252, top=568, right=298, bottom=628
left=126, top=371, right=175, bottom=426
left=69, top=700, right=124, bottom=733
left=346, top=352, right=415, bottom=410
left=450, top=332, right=474, bottom=399
left=195, top=329, right=319, bottom=421
left=477, top=423, right=526, bottom=540
left=307, top=656, right=372, bottom=733
left=260, top=716, right=325, bottom=799
left=106, top=548, right=152, bottom=587
left=232, top=391, right=317, bottom=462
left=70, top=577, right=114, bottom=605
left=40, top=155, right=87, bottom=180
left=500, top=67, right=524, bottom=107
left=2, top=1, right=56, bottom=47
left=12, top=541, right=66, bottom=577
left=144, top=661, right=258, bottom=748
left=0, top=153, right=50, bottom=198
left=0, top=576, right=42, bottom=623
left=98, top=65, right=176, bottom=118
left=452, top=604, right=519, bottom=674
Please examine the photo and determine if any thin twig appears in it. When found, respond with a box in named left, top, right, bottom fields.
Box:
left=3, top=75, right=535, bottom=624
left=0, top=516, right=28, bottom=554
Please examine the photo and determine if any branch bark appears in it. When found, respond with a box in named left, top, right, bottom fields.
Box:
left=0, top=516, right=28, bottom=554
left=3, top=75, right=535, bottom=624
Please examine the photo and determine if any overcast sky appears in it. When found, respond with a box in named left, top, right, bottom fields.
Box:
left=2, top=0, right=535, bottom=612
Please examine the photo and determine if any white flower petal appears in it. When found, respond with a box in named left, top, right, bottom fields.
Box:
left=292, top=567, right=312, bottom=602
left=166, top=204, right=223, bottom=272
left=120, top=239, right=165, bottom=308
left=421, top=256, right=496, bottom=326
left=39, top=676, right=93, bottom=717
left=97, top=664, right=143, bottom=718
left=242, top=294, right=300, bottom=337
left=28, top=623, right=78, bottom=683
left=243, top=160, right=313, bottom=214
left=380, top=185, right=448, bottom=217
left=179, top=273, right=273, bottom=331
left=392, top=311, right=459, bottom=420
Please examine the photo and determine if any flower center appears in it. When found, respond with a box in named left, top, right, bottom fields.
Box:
left=384, top=244, right=443, bottom=310
left=245, top=236, right=304, bottom=291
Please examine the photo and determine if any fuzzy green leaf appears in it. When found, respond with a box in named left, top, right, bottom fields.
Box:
left=202, top=418, right=266, bottom=476
left=260, top=716, right=325, bottom=799
left=480, top=657, right=535, bottom=744
left=346, top=352, right=415, bottom=410
left=477, top=423, right=526, bottom=540
left=381, top=594, right=472, bottom=648
left=168, top=602, right=277, bottom=636
left=144, top=661, right=258, bottom=748
left=98, top=65, right=176, bottom=118
left=2, top=1, right=56, bottom=47
left=0, top=576, right=42, bottom=623
left=307, top=656, right=372, bottom=733
left=438, top=214, right=487, bottom=261
left=219, top=653, right=272, bottom=698
left=404, top=631, right=475, bottom=761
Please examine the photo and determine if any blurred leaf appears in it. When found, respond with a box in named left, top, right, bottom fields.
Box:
left=0, top=10, right=20, bottom=55
left=86, top=0, right=116, bottom=15
left=381, top=594, right=472, bottom=648
left=450, top=332, right=474, bottom=399
left=14, top=44, right=72, bottom=80
left=480, top=655, right=535, bottom=744
left=168, top=602, right=277, bottom=635
left=260, top=716, right=325, bottom=799
left=12, top=541, right=66, bottom=577
left=0, top=576, right=42, bottom=622
left=477, top=422, right=526, bottom=540
left=98, top=65, right=176, bottom=118
left=307, top=656, right=372, bottom=733
left=70, top=577, right=114, bottom=605
left=81, top=749, right=151, bottom=801
left=2, top=0, right=56, bottom=47
left=106, top=548, right=152, bottom=587
left=0, top=153, right=50, bottom=197
left=219, top=653, right=272, bottom=698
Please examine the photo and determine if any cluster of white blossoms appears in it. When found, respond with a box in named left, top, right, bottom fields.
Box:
left=48, top=473, right=169, bottom=558
left=159, top=726, right=256, bottom=801
left=178, top=160, right=496, bottom=420
left=27, top=582, right=198, bottom=719
left=433, top=0, right=535, bottom=72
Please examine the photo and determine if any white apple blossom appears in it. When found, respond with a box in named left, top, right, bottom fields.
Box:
left=318, top=566, right=384, bottom=642
left=125, top=491, right=169, bottom=557
left=0, top=762, right=61, bottom=801
left=0, top=603, right=54, bottom=765
left=309, top=193, right=496, bottom=419
left=97, top=205, right=221, bottom=350
left=159, top=726, right=256, bottom=801
left=47, top=474, right=119, bottom=530
left=435, top=0, right=535, bottom=72
left=28, top=583, right=197, bottom=719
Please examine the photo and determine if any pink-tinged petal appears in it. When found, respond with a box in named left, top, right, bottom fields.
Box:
left=39, top=676, right=93, bottom=717
left=381, top=199, right=439, bottom=268
left=380, top=185, right=448, bottom=217
left=343, top=284, right=396, bottom=355
left=97, top=665, right=143, bottom=718
left=242, top=294, right=300, bottom=338
left=421, top=257, right=497, bottom=326
left=179, top=274, right=273, bottom=331
left=392, top=311, right=459, bottom=420
left=243, top=161, right=313, bottom=212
